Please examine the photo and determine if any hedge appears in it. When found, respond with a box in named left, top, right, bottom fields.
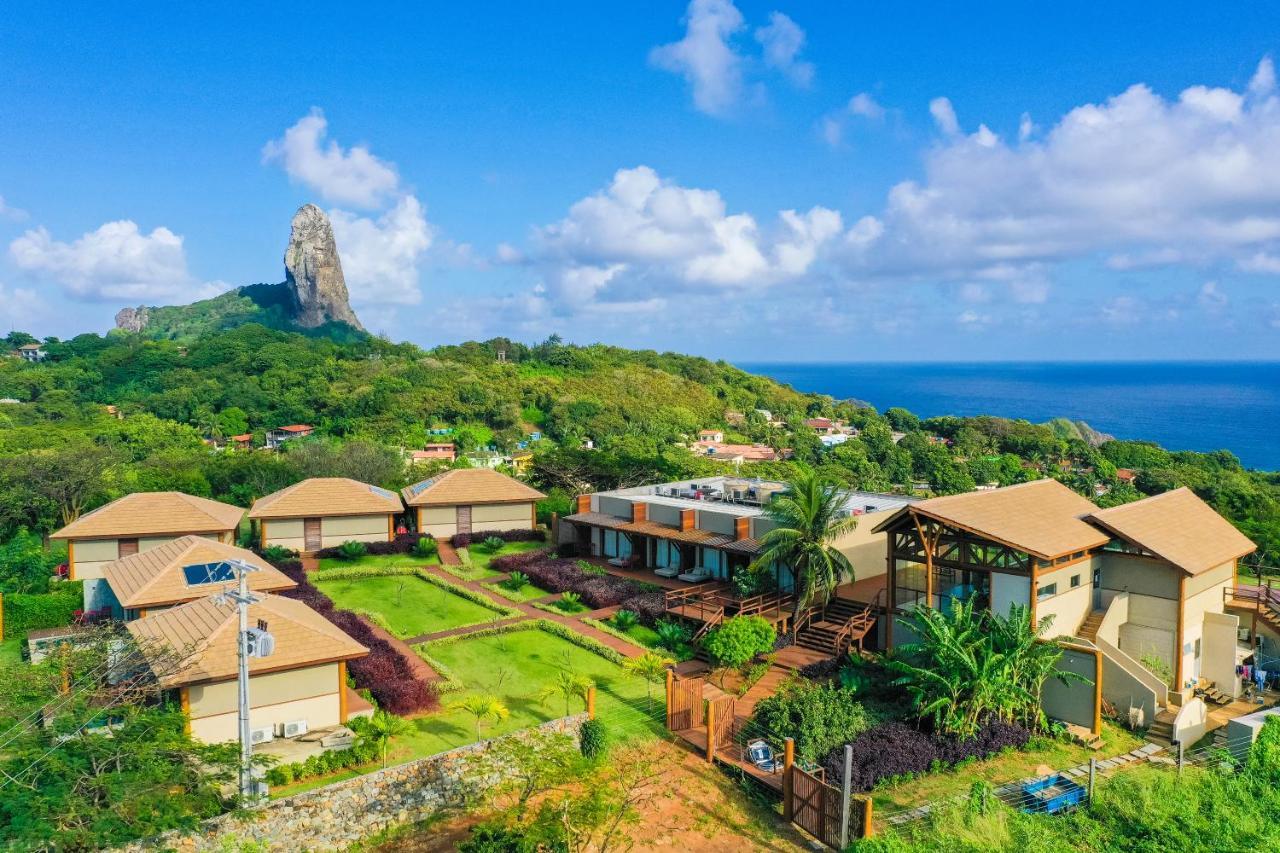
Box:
left=450, top=528, right=547, bottom=548
left=3, top=581, right=84, bottom=637
left=313, top=533, right=431, bottom=559
left=513, top=556, right=650, bottom=609
left=419, top=618, right=628, bottom=666
left=488, top=547, right=555, bottom=574
left=824, top=719, right=1032, bottom=792
left=580, top=617, right=652, bottom=653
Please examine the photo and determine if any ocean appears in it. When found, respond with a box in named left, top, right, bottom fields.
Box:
left=736, top=362, right=1280, bottom=472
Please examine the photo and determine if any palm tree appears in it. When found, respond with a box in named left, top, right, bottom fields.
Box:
left=366, top=709, right=410, bottom=767
left=624, top=652, right=674, bottom=707
left=749, top=468, right=858, bottom=625
left=452, top=694, right=511, bottom=742
left=539, top=670, right=595, bottom=716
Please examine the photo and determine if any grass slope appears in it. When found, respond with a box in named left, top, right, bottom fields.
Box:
left=313, top=574, right=503, bottom=638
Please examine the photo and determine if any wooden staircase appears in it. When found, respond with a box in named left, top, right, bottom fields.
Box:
left=1148, top=709, right=1176, bottom=744
left=1078, top=609, right=1106, bottom=643
left=794, top=595, right=879, bottom=658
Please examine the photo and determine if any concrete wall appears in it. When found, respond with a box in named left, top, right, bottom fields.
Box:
left=697, top=509, right=738, bottom=537
left=1172, top=697, right=1209, bottom=746
left=471, top=502, right=535, bottom=531
left=263, top=518, right=306, bottom=552
left=1202, top=611, right=1241, bottom=699
left=1037, top=561, right=1094, bottom=639
left=1180, top=562, right=1234, bottom=688
left=991, top=573, right=1031, bottom=620
left=188, top=663, right=341, bottom=743
left=1097, top=638, right=1162, bottom=726
left=418, top=506, right=455, bottom=538
left=322, top=514, right=389, bottom=548
left=113, top=714, right=587, bottom=852
left=1040, top=646, right=1098, bottom=733
left=597, top=495, right=633, bottom=519
left=71, top=538, right=123, bottom=581
left=647, top=503, right=681, bottom=527
left=830, top=508, right=895, bottom=581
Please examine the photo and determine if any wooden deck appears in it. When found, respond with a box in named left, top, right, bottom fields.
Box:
left=671, top=726, right=785, bottom=791
left=835, top=574, right=888, bottom=605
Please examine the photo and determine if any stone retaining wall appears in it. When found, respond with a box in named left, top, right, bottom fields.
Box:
left=115, top=714, right=587, bottom=852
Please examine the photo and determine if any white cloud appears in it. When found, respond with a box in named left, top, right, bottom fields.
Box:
left=0, top=282, right=44, bottom=329
left=530, top=166, right=840, bottom=308
left=755, top=12, right=814, bottom=87
left=849, top=92, right=885, bottom=120
left=495, top=242, right=525, bottom=264
left=8, top=220, right=220, bottom=302
left=844, top=59, right=1280, bottom=279
left=263, top=108, right=400, bottom=208
left=1198, top=280, right=1228, bottom=309
left=1249, top=56, right=1276, bottom=97
left=650, top=0, right=746, bottom=116
left=329, top=195, right=434, bottom=306
left=0, top=195, right=27, bottom=222
left=1100, top=295, right=1143, bottom=326
left=929, top=97, right=960, bottom=135
left=1239, top=251, right=1280, bottom=274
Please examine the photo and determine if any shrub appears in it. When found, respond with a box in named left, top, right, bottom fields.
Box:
left=557, top=591, right=584, bottom=612
left=827, top=719, right=1031, bottom=792
left=577, top=559, right=606, bottom=576
left=260, top=544, right=296, bottom=564
left=703, top=615, right=776, bottom=669
left=579, top=718, right=607, bottom=758
left=3, top=582, right=84, bottom=636
left=750, top=680, right=873, bottom=763
left=412, top=536, right=438, bottom=559
left=611, top=609, right=639, bottom=631
left=503, top=571, right=530, bottom=591
left=654, top=619, right=692, bottom=651
left=337, top=540, right=368, bottom=561
left=313, top=533, right=422, bottom=559
left=482, top=536, right=506, bottom=553
left=451, top=528, right=546, bottom=548
left=618, top=592, right=666, bottom=626
left=489, top=547, right=554, bottom=573
left=517, top=555, right=648, bottom=608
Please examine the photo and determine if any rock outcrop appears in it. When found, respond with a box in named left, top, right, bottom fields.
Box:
left=283, top=204, right=363, bottom=330
left=114, top=306, right=150, bottom=333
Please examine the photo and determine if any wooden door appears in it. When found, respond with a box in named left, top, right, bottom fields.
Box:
left=456, top=505, right=472, bottom=534
left=117, top=538, right=139, bottom=558
left=304, top=518, right=322, bottom=552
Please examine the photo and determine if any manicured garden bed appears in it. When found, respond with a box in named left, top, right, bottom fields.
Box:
left=316, top=552, right=440, bottom=572
left=449, top=540, right=549, bottom=580
left=313, top=572, right=512, bottom=638
left=484, top=580, right=552, bottom=603
left=0, top=636, right=24, bottom=667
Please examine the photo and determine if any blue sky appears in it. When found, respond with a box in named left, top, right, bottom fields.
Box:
left=2, top=1, right=1280, bottom=361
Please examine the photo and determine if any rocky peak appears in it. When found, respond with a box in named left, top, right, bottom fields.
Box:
left=283, top=204, right=363, bottom=330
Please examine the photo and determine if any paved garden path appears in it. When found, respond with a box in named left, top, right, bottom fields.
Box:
left=435, top=541, right=462, bottom=565
left=403, top=565, right=648, bottom=660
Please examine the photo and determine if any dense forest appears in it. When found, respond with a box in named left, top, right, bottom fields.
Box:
left=0, top=322, right=1276, bottom=595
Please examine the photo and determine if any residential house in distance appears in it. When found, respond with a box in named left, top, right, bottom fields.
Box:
left=820, top=433, right=850, bottom=449
left=724, top=410, right=746, bottom=427
left=873, top=480, right=1256, bottom=735
left=562, top=476, right=911, bottom=596
left=410, top=442, right=456, bottom=463
left=250, top=477, right=403, bottom=554
left=1116, top=468, right=1138, bottom=485
left=509, top=449, right=534, bottom=475
left=804, top=417, right=840, bottom=435
left=16, top=342, right=46, bottom=362
left=99, top=536, right=296, bottom=620
left=104, top=404, right=122, bottom=419
left=127, top=593, right=371, bottom=743
left=266, top=424, right=314, bottom=449
left=464, top=450, right=505, bottom=469
left=50, top=492, right=245, bottom=612
left=402, top=467, right=545, bottom=538
left=698, top=429, right=725, bottom=443
left=693, top=441, right=791, bottom=463
left=229, top=433, right=253, bottom=450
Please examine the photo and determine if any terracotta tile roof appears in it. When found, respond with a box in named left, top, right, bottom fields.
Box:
left=102, top=536, right=296, bottom=609
left=401, top=467, right=545, bottom=506
left=1087, top=487, right=1256, bottom=575
left=248, top=477, right=403, bottom=519
left=275, top=424, right=313, bottom=433
left=875, top=479, right=1110, bottom=560
left=127, top=593, right=367, bottom=687
left=51, top=492, right=245, bottom=540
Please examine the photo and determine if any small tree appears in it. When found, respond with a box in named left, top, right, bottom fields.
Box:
left=623, top=652, right=674, bottom=707
left=366, top=709, right=410, bottom=767
left=412, top=536, right=438, bottom=559
left=703, top=615, right=776, bottom=670
left=453, top=694, right=511, bottom=742
left=539, top=670, right=594, bottom=716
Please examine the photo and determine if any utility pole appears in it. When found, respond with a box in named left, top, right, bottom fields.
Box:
left=215, top=559, right=269, bottom=802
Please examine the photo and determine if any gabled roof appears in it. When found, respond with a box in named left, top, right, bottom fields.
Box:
left=401, top=467, right=545, bottom=506
left=248, top=477, right=403, bottom=519
left=126, top=593, right=367, bottom=687
left=873, top=479, right=1109, bottom=560
left=272, top=424, right=313, bottom=433
left=51, top=492, right=245, bottom=540
left=102, top=536, right=296, bottom=609
left=1086, top=487, right=1256, bottom=575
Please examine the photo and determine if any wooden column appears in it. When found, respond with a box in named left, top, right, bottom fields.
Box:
left=704, top=700, right=716, bottom=762
left=781, top=737, right=795, bottom=820
left=1092, top=648, right=1103, bottom=736
left=587, top=685, right=597, bottom=720
left=259, top=522, right=267, bottom=550
left=67, top=541, right=76, bottom=581
left=1174, top=575, right=1186, bottom=690
left=338, top=661, right=349, bottom=723
left=861, top=798, right=874, bottom=839
left=665, top=669, right=674, bottom=726
left=180, top=687, right=192, bottom=735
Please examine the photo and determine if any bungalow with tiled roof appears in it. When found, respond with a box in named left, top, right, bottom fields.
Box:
left=51, top=492, right=246, bottom=612
left=127, top=593, right=370, bottom=743
left=265, top=424, right=314, bottom=449
left=249, top=477, right=403, bottom=554
left=100, top=536, right=296, bottom=619
left=401, top=468, right=545, bottom=539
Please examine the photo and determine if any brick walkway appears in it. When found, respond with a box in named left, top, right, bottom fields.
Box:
left=436, top=541, right=461, bottom=565
left=403, top=565, right=647, bottom=659
left=362, top=617, right=439, bottom=681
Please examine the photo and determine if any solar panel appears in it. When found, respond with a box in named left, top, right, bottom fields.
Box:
left=368, top=485, right=396, bottom=500
left=407, top=477, right=438, bottom=497
left=182, top=561, right=237, bottom=586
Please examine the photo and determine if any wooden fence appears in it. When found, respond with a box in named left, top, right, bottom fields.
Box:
left=666, top=672, right=703, bottom=731
left=784, top=748, right=873, bottom=847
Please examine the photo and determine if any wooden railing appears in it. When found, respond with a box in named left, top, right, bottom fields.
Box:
left=734, top=591, right=796, bottom=618
left=691, top=606, right=725, bottom=641
left=1226, top=581, right=1280, bottom=617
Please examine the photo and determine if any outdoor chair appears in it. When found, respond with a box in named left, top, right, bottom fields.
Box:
left=654, top=565, right=681, bottom=578
left=745, top=739, right=781, bottom=773
left=677, top=566, right=712, bottom=583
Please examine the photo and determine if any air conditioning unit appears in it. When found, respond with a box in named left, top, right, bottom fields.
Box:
left=246, top=627, right=275, bottom=658
left=280, top=719, right=309, bottom=739
left=249, top=725, right=275, bottom=745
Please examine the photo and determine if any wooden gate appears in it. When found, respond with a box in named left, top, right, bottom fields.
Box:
left=117, top=538, right=139, bottom=558
left=708, top=694, right=736, bottom=750
left=666, top=676, right=703, bottom=731
left=788, top=766, right=872, bottom=847
left=304, top=518, right=322, bottom=552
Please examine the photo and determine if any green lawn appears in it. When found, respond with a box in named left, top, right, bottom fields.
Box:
left=447, top=540, right=548, bottom=581
left=316, top=552, right=440, bottom=572
left=404, top=628, right=662, bottom=758
left=313, top=574, right=505, bottom=638
left=0, top=636, right=24, bottom=668
left=607, top=619, right=662, bottom=648
left=870, top=721, right=1146, bottom=811
left=485, top=581, right=552, bottom=603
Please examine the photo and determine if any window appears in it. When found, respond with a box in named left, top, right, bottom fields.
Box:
left=1037, top=582, right=1057, bottom=600
left=1070, top=574, right=1081, bottom=588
